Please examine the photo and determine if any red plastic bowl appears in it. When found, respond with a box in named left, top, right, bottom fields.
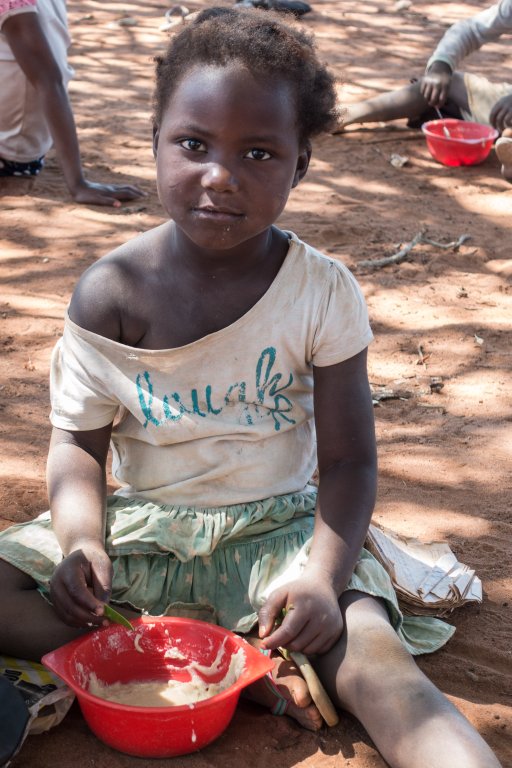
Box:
left=421, top=119, right=498, bottom=166
left=42, top=616, right=273, bottom=758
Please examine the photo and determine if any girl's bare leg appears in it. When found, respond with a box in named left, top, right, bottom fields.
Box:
left=0, top=559, right=85, bottom=660
left=337, top=72, right=469, bottom=130
left=495, top=130, right=512, bottom=182
left=0, top=559, right=138, bottom=661
left=314, top=592, right=502, bottom=768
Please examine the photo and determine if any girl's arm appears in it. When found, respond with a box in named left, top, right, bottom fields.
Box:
left=47, top=423, right=114, bottom=627
left=259, top=348, right=377, bottom=654
left=307, top=347, right=377, bottom=592
left=3, top=12, right=144, bottom=206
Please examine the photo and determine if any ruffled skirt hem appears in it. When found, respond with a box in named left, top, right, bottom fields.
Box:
left=0, top=493, right=455, bottom=655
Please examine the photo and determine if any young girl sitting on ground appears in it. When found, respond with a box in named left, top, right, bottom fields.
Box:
left=336, top=0, right=512, bottom=183
left=0, top=8, right=501, bottom=767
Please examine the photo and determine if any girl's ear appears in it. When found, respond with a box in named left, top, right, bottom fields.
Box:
left=292, top=142, right=312, bottom=188
left=152, top=125, right=159, bottom=159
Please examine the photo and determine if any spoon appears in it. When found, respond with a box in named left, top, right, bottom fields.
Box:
left=103, top=603, right=134, bottom=630
left=278, top=647, right=339, bottom=726
left=435, top=107, right=451, bottom=138
left=286, top=649, right=340, bottom=727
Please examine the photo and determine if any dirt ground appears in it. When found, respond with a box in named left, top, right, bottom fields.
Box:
left=1, top=0, right=511, bottom=765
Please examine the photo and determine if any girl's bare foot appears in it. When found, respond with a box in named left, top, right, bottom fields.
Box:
left=495, top=137, right=512, bottom=182
left=242, top=640, right=323, bottom=731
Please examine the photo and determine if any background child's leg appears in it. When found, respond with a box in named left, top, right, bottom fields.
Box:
left=339, top=80, right=428, bottom=128
left=313, top=592, right=501, bottom=768
left=0, top=559, right=85, bottom=661
left=338, top=72, right=468, bottom=130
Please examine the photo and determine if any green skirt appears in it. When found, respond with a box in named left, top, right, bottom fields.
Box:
left=0, top=490, right=454, bottom=655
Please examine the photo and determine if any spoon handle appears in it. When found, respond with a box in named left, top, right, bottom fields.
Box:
left=103, top=603, right=134, bottom=630
left=287, top=650, right=340, bottom=727
left=434, top=107, right=451, bottom=137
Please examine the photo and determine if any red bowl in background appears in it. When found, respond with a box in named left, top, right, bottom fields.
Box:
left=42, top=616, right=273, bottom=758
left=422, top=119, right=498, bottom=167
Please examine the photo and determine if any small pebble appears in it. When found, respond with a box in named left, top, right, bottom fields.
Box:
left=117, top=17, right=138, bottom=27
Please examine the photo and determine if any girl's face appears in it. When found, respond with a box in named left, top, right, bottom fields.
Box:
left=153, top=63, right=310, bottom=252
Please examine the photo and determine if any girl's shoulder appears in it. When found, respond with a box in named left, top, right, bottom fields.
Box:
left=286, top=231, right=361, bottom=290
left=68, top=223, right=170, bottom=342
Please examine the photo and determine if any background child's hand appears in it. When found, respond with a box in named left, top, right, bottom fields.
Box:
left=420, top=61, right=453, bottom=107
left=49, top=544, right=113, bottom=628
left=490, top=93, right=512, bottom=133
left=70, top=179, right=146, bottom=207
left=258, top=578, right=343, bottom=655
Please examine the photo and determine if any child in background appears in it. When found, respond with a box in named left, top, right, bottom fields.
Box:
left=0, top=8, right=501, bottom=766
left=336, top=0, right=512, bottom=182
left=0, top=0, right=145, bottom=206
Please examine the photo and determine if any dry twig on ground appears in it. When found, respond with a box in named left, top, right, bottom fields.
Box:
left=358, top=231, right=471, bottom=269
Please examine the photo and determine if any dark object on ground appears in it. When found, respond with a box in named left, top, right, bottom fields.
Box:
left=235, top=0, right=312, bottom=17
left=0, top=676, right=31, bottom=767
left=405, top=79, right=463, bottom=128
left=406, top=103, right=463, bottom=129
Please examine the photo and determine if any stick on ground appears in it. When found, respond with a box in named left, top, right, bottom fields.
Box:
left=358, top=231, right=471, bottom=269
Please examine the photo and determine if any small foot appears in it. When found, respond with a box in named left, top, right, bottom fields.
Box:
left=243, top=642, right=323, bottom=731
left=495, top=136, right=512, bottom=183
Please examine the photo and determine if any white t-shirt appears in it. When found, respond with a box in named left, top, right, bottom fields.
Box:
left=0, top=0, right=73, bottom=161
left=50, top=233, right=373, bottom=507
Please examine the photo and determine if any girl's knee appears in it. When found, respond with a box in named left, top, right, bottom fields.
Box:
left=340, top=591, right=403, bottom=653
left=343, top=617, right=416, bottom=694
left=315, top=593, right=416, bottom=707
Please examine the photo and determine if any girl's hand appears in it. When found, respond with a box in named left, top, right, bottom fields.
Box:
left=420, top=61, right=453, bottom=107
left=70, top=179, right=146, bottom=207
left=258, top=578, right=343, bottom=656
left=49, top=544, right=113, bottom=628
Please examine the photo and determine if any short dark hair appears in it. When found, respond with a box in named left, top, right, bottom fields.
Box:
left=153, top=7, right=338, bottom=143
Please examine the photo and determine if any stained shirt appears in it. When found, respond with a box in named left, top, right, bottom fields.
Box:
left=50, top=232, right=373, bottom=508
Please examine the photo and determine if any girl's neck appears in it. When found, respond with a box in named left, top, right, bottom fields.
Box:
left=167, top=223, right=288, bottom=280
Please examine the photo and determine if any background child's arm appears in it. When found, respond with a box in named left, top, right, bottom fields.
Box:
left=419, top=61, right=453, bottom=108
left=260, top=348, right=377, bottom=654
left=46, top=423, right=114, bottom=628
left=3, top=12, right=144, bottom=206
left=425, top=0, right=512, bottom=77
left=421, top=0, right=512, bottom=109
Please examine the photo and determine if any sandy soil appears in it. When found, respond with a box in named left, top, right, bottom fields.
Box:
left=1, top=0, right=511, bottom=765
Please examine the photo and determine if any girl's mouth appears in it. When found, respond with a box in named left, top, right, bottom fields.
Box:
left=193, top=206, right=244, bottom=222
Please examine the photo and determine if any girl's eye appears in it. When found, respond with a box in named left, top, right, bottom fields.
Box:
left=245, top=148, right=271, bottom=161
left=179, top=138, right=206, bottom=152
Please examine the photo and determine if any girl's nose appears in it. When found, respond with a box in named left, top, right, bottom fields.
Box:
left=201, top=162, right=239, bottom=192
